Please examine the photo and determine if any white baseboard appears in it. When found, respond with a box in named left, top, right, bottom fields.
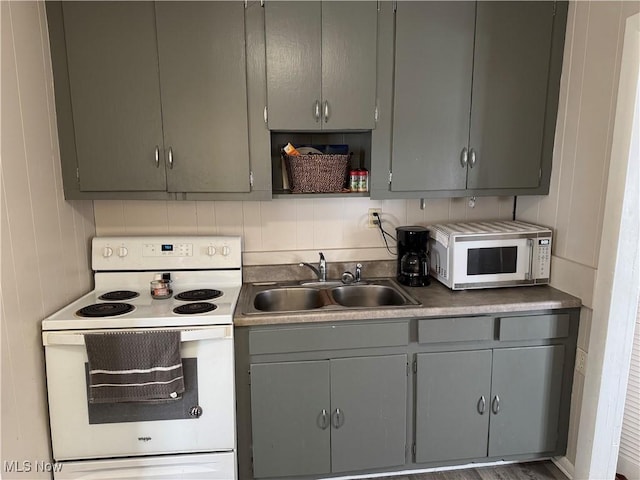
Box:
left=322, top=460, right=523, bottom=480
left=553, top=456, right=575, bottom=479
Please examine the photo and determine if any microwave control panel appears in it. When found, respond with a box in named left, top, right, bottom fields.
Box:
left=534, top=237, right=552, bottom=279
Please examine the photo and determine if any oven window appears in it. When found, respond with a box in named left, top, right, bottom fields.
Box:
left=85, top=358, right=198, bottom=424
left=467, top=246, right=518, bottom=275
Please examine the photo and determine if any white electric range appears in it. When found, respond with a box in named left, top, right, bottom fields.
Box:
left=42, top=235, right=242, bottom=480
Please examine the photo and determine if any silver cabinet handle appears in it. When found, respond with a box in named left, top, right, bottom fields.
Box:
left=492, top=395, right=500, bottom=414
left=155, top=146, right=160, bottom=168
left=477, top=395, right=486, bottom=415
left=332, top=408, right=343, bottom=429
left=469, top=148, right=477, bottom=168
left=314, top=100, right=321, bottom=122
left=319, top=409, right=329, bottom=430
left=460, top=147, right=468, bottom=168
left=263, top=106, right=268, bottom=125
left=323, top=100, right=329, bottom=123
left=168, top=147, right=174, bottom=169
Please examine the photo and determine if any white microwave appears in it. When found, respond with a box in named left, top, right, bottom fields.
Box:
left=428, top=221, right=552, bottom=290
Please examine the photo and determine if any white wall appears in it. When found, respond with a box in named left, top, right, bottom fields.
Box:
left=517, top=1, right=640, bottom=475
left=1, top=2, right=95, bottom=477
left=94, top=196, right=515, bottom=265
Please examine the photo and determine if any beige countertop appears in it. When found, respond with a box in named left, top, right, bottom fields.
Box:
left=233, top=277, right=582, bottom=327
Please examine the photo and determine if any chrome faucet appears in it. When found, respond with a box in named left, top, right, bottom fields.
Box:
left=299, top=252, right=327, bottom=282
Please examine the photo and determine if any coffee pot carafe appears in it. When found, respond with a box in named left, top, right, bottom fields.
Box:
left=396, top=226, right=430, bottom=287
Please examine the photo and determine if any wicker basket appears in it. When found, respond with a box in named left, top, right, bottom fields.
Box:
left=283, top=153, right=350, bottom=193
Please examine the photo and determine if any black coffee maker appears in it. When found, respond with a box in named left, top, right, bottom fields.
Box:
left=396, top=226, right=430, bottom=287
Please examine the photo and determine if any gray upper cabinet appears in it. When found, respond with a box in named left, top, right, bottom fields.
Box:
left=250, top=354, right=407, bottom=478
left=467, top=2, right=557, bottom=191
left=265, top=1, right=378, bottom=131
left=60, top=2, right=166, bottom=193
left=372, top=1, right=568, bottom=199
left=391, top=2, right=475, bottom=193
left=155, top=2, right=250, bottom=194
left=48, top=1, right=270, bottom=200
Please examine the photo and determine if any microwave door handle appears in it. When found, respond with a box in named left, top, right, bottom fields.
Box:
left=526, top=238, right=534, bottom=280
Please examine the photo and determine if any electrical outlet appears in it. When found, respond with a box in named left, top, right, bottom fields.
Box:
left=368, top=208, right=382, bottom=228
left=575, top=348, right=588, bottom=375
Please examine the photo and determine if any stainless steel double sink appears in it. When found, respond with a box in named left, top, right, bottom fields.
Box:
left=242, top=279, right=421, bottom=315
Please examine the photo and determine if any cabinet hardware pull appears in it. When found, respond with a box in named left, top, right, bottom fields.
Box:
left=332, top=408, right=343, bottom=429
left=477, top=396, right=486, bottom=415
left=460, top=147, right=468, bottom=168
left=314, top=100, right=321, bottom=122
left=323, top=100, right=330, bottom=123
left=155, top=146, right=160, bottom=168
left=492, top=395, right=500, bottom=414
left=168, top=147, right=174, bottom=169
left=469, top=148, right=477, bottom=168
left=319, top=409, right=329, bottom=430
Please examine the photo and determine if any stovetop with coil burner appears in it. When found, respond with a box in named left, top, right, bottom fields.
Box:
left=42, top=236, right=243, bottom=331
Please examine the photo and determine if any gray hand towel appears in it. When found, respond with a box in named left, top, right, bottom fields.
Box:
left=85, top=331, right=185, bottom=404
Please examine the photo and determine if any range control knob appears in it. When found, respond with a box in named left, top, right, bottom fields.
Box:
left=117, top=246, right=128, bottom=257
left=221, top=246, right=231, bottom=257
left=207, top=246, right=216, bottom=256
left=103, top=247, right=113, bottom=258
left=189, top=406, right=203, bottom=418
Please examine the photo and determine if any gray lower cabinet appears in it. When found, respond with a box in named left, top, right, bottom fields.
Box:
left=250, top=354, right=408, bottom=478
left=264, top=1, right=378, bottom=130
left=416, top=345, right=565, bottom=463
left=373, top=1, right=568, bottom=198
left=47, top=1, right=269, bottom=200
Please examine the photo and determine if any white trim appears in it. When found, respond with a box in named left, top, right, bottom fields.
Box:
left=574, top=12, right=640, bottom=480
left=322, top=459, right=524, bottom=480
left=553, top=455, right=575, bottom=479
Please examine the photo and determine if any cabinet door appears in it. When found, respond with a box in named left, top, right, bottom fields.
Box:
left=489, top=345, right=565, bottom=456
left=391, top=2, right=475, bottom=193
left=415, top=350, right=492, bottom=463
left=62, top=2, right=166, bottom=192
left=322, top=2, right=378, bottom=130
left=330, top=355, right=407, bottom=472
left=265, top=1, right=322, bottom=130
left=156, top=2, right=251, bottom=193
left=250, top=361, right=330, bottom=478
left=467, top=1, right=556, bottom=190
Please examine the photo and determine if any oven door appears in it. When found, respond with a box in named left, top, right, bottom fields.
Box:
left=43, top=326, right=235, bottom=461
left=452, top=237, right=533, bottom=289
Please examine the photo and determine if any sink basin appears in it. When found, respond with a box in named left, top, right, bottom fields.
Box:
left=330, top=285, right=406, bottom=307
left=243, top=279, right=420, bottom=315
left=253, top=288, right=324, bottom=312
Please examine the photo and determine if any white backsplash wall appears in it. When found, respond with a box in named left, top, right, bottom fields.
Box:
left=94, top=196, right=515, bottom=265
left=1, top=2, right=95, bottom=476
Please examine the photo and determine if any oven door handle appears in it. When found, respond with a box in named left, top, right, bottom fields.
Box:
left=42, top=327, right=233, bottom=346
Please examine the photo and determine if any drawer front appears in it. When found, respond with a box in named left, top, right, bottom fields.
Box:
left=498, top=313, right=570, bottom=341
left=418, top=317, right=494, bottom=344
left=249, top=322, right=409, bottom=355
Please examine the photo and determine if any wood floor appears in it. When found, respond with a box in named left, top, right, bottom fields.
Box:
left=377, top=461, right=569, bottom=480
